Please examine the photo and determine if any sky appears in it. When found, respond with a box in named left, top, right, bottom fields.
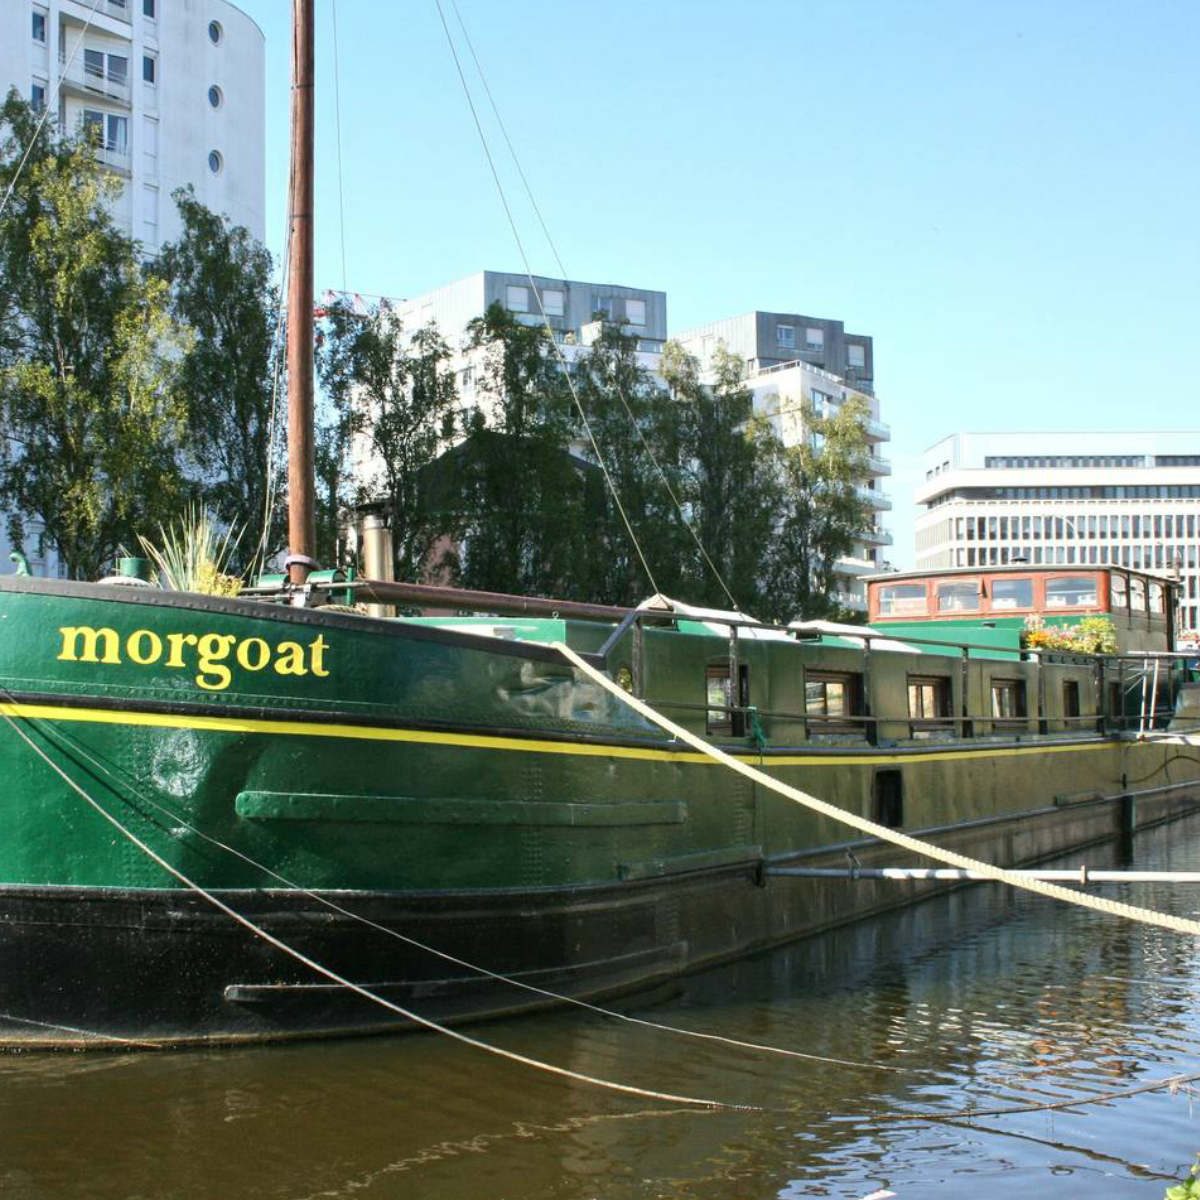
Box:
left=237, top=0, right=1199, bottom=569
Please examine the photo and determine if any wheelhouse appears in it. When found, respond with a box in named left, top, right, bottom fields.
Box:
left=866, top=565, right=1179, bottom=654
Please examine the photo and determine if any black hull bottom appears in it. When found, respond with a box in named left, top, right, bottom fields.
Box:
left=4, top=785, right=1199, bottom=1048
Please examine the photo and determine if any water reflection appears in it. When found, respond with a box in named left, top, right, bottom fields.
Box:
left=4, top=818, right=1200, bottom=1197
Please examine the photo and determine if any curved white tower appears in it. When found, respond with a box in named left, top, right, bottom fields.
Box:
left=1, top=0, right=265, bottom=249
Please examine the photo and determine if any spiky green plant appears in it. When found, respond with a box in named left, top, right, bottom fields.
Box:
left=137, top=508, right=242, bottom=595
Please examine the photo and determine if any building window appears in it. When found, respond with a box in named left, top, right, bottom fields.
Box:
left=208, top=84, right=223, bottom=108
left=208, top=20, right=223, bottom=44
left=505, top=285, right=528, bottom=313
left=847, top=343, right=866, bottom=368
left=625, top=298, right=646, bottom=326
left=805, top=671, right=863, bottom=736
left=991, top=679, right=1026, bottom=724
left=83, top=110, right=128, bottom=153
left=542, top=288, right=564, bottom=317
left=207, top=149, right=223, bottom=174
left=776, top=323, right=795, bottom=349
left=143, top=0, right=156, bottom=16
left=143, top=54, right=156, bottom=83
left=30, top=83, right=46, bottom=112
left=32, top=11, right=46, bottom=42
left=805, top=327, right=824, bottom=351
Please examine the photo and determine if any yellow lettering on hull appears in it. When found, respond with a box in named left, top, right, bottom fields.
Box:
left=56, top=625, right=333, bottom=692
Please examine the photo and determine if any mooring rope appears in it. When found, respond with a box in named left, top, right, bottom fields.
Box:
left=10, top=702, right=929, bottom=1077
left=0, top=710, right=754, bottom=1111
left=553, top=642, right=1200, bottom=938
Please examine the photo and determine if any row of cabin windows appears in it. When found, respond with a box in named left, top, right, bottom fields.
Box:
left=705, top=665, right=1085, bottom=737
left=877, top=573, right=1167, bottom=618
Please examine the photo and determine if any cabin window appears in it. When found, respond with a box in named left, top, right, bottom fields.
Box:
left=1045, top=576, right=1097, bottom=608
left=937, top=580, right=979, bottom=613
left=1130, top=578, right=1146, bottom=612
left=505, top=285, right=529, bottom=313
left=907, top=675, right=952, bottom=736
left=991, top=577, right=1033, bottom=609
left=991, top=679, right=1027, bottom=724
left=874, top=770, right=903, bottom=828
left=706, top=665, right=732, bottom=735
left=1149, top=581, right=1165, bottom=614
left=877, top=583, right=926, bottom=617
left=706, top=663, right=749, bottom=737
left=1063, top=680, right=1081, bottom=725
left=805, top=671, right=862, bottom=735
left=1110, top=573, right=1128, bottom=610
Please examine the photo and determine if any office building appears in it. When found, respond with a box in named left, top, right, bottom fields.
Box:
left=916, top=431, right=1200, bottom=634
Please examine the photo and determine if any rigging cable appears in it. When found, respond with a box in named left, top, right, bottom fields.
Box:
left=444, top=0, right=742, bottom=612
left=434, top=0, right=660, bottom=595
left=0, top=706, right=752, bottom=1112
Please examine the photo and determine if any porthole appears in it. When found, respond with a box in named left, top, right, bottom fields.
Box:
left=208, top=20, right=222, bottom=44
left=208, top=84, right=223, bottom=108
left=207, top=149, right=223, bottom=174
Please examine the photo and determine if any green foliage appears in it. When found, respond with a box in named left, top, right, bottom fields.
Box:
left=154, top=187, right=282, bottom=570
left=660, top=343, right=773, bottom=609
left=1023, top=614, right=1118, bottom=654
left=570, top=323, right=689, bottom=605
left=316, top=299, right=458, bottom=580
left=449, top=303, right=587, bottom=597
left=0, top=92, right=187, bottom=580
left=1166, top=1156, right=1200, bottom=1199
left=758, top=392, right=875, bottom=623
left=137, top=506, right=242, bottom=595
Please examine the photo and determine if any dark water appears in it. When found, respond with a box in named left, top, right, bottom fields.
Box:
left=6, top=822, right=1200, bottom=1198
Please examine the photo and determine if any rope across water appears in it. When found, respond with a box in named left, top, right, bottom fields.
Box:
left=552, top=642, right=1200, bottom=938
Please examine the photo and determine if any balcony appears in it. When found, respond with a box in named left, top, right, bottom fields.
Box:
left=857, top=486, right=892, bottom=511
left=865, top=454, right=892, bottom=477
left=860, top=527, right=894, bottom=547
left=60, top=54, right=131, bottom=106
left=863, top=418, right=891, bottom=442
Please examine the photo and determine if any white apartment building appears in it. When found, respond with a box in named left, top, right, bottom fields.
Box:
left=673, top=313, right=891, bottom=613
left=916, top=432, right=1200, bottom=634
left=1, top=0, right=264, bottom=251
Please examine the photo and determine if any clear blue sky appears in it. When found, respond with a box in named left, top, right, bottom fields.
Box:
left=239, top=0, right=1199, bottom=569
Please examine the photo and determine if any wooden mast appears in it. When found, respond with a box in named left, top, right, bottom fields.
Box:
left=286, top=0, right=316, bottom=585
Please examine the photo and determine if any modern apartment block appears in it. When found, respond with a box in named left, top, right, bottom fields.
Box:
left=672, top=310, right=874, bottom=396
left=672, top=311, right=888, bottom=613
left=379, top=269, right=668, bottom=430
left=916, top=432, right=1200, bottom=634
left=0, top=0, right=265, bottom=250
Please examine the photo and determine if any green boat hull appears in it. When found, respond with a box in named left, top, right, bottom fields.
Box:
left=0, top=577, right=1196, bottom=1046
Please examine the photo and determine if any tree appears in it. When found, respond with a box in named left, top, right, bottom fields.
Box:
left=154, top=187, right=282, bottom=569
left=452, top=303, right=587, bottom=598
left=570, top=322, right=689, bottom=605
left=759, top=394, right=875, bottom=622
left=317, top=301, right=458, bottom=580
left=662, top=341, right=778, bottom=611
left=0, top=93, right=186, bottom=580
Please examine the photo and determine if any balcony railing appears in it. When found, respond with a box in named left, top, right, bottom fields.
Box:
left=865, top=454, right=892, bottom=476
left=858, top=486, right=892, bottom=511
left=59, top=54, right=131, bottom=104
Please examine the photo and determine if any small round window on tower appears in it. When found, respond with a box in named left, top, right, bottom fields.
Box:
left=208, top=85, right=223, bottom=108
left=208, top=150, right=223, bottom=174
left=208, top=20, right=223, bottom=44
